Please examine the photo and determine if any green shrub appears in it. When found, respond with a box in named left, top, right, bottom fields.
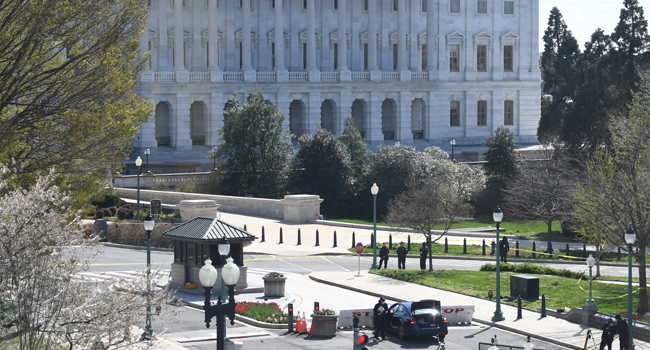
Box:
left=92, top=192, right=121, bottom=209
left=479, top=262, right=585, bottom=279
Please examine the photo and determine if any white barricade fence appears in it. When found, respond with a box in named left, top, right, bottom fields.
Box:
left=442, top=306, right=475, bottom=324
left=338, top=309, right=374, bottom=328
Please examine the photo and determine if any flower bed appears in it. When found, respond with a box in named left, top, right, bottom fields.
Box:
left=235, top=302, right=288, bottom=324
left=264, top=272, right=284, bottom=278
left=313, top=308, right=336, bottom=316
left=618, top=312, right=650, bottom=323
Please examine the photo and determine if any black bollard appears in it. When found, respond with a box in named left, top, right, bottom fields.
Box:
left=445, top=237, right=448, bottom=253
left=541, top=293, right=546, bottom=318
left=548, top=242, right=553, bottom=258
left=244, top=224, right=247, bottom=231
left=371, top=233, right=375, bottom=249
left=463, top=238, right=467, bottom=254
left=352, top=231, right=356, bottom=248
left=315, top=229, right=319, bottom=246
left=517, top=296, right=522, bottom=319
left=482, top=239, right=486, bottom=256
left=297, top=228, right=301, bottom=245
left=279, top=227, right=283, bottom=244
left=261, top=226, right=265, bottom=242
left=515, top=241, right=519, bottom=257
left=532, top=242, right=536, bottom=258
left=408, top=235, right=411, bottom=251
left=618, top=246, right=621, bottom=261
left=389, top=234, right=393, bottom=250
left=583, top=244, right=586, bottom=258
left=566, top=243, right=570, bottom=257
left=287, top=303, right=294, bottom=332
left=333, top=230, right=337, bottom=247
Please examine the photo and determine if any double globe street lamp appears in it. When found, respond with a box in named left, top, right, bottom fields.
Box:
left=142, top=214, right=156, bottom=339
left=199, top=238, right=241, bottom=350
left=625, top=226, right=637, bottom=350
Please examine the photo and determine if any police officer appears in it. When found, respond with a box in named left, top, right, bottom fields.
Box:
left=499, top=237, right=510, bottom=263
left=600, top=318, right=617, bottom=350
left=397, top=242, right=408, bottom=269
left=419, top=243, right=429, bottom=270
left=379, top=243, right=389, bottom=269
left=373, top=297, right=388, bottom=340
left=615, top=314, right=629, bottom=350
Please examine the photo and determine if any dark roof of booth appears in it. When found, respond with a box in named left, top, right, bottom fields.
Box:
left=161, top=217, right=256, bottom=242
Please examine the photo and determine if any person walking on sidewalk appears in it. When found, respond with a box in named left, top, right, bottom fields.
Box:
left=600, top=318, right=617, bottom=350
left=379, top=243, right=389, bottom=269
left=397, top=242, right=408, bottom=269
left=419, top=243, right=428, bottom=270
left=499, top=237, right=509, bottom=263
left=615, top=314, right=629, bottom=350
left=373, top=297, right=388, bottom=340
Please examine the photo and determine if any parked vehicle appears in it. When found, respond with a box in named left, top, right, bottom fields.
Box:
left=386, top=299, right=448, bottom=341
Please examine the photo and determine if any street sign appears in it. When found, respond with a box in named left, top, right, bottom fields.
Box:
left=355, top=242, right=364, bottom=255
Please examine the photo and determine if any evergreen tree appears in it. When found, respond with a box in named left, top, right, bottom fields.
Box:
left=483, top=126, right=519, bottom=181
left=339, top=116, right=372, bottom=179
left=216, top=90, right=293, bottom=198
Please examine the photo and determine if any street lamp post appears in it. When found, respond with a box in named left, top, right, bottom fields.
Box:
left=370, top=183, right=379, bottom=270
left=585, top=254, right=596, bottom=306
left=492, top=205, right=505, bottom=322
left=218, top=237, right=231, bottom=348
left=625, top=226, right=637, bottom=350
left=144, top=148, right=151, bottom=173
left=199, top=240, right=240, bottom=350
left=450, top=139, right=456, bottom=162
left=135, top=156, right=142, bottom=221
left=142, top=214, right=155, bottom=339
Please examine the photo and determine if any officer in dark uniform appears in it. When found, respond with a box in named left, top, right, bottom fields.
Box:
left=419, top=243, right=429, bottom=270
left=615, top=314, right=629, bottom=350
left=499, top=237, right=510, bottom=263
left=379, top=243, right=389, bottom=269
left=396, top=242, right=408, bottom=269
left=600, top=318, right=616, bottom=350
left=373, top=297, right=388, bottom=340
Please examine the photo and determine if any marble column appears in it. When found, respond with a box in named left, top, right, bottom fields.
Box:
left=426, top=0, right=436, bottom=71
left=368, top=0, right=378, bottom=71
left=397, top=0, right=407, bottom=70
left=208, top=0, right=222, bottom=81
left=306, top=0, right=316, bottom=70
left=337, top=0, right=347, bottom=70
left=173, top=0, right=184, bottom=69
left=274, top=0, right=287, bottom=81
left=242, top=0, right=252, bottom=69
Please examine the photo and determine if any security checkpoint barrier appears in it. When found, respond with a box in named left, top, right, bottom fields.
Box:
left=339, top=305, right=475, bottom=328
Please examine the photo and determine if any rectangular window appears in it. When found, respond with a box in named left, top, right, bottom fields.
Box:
left=334, top=0, right=338, bottom=10
left=272, top=42, right=276, bottom=67
left=303, top=43, right=307, bottom=69
left=393, top=44, right=398, bottom=70
left=504, top=45, right=513, bottom=71
left=422, top=0, right=427, bottom=12
left=504, top=0, right=514, bottom=14
left=364, top=43, right=369, bottom=70
left=422, top=44, right=427, bottom=70
left=450, top=0, right=460, bottom=13
left=449, top=44, right=459, bottom=72
left=239, top=42, right=242, bottom=68
left=183, top=0, right=186, bottom=6
left=148, top=41, right=152, bottom=69
left=504, top=100, right=514, bottom=125
left=477, top=0, right=487, bottom=13
left=450, top=101, right=460, bottom=127
left=206, top=42, right=209, bottom=67
left=364, top=0, right=368, bottom=11
left=477, top=45, right=487, bottom=72
left=183, top=41, right=186, bottom=67
left=477, top=100, right=487, bottom=126
left=334, top=43, right=338, bottom=69
left=303, top=0, right=307, bottom=9
left=148, top=0, right=151, bottom=6
left=272, top=0, right=275, bottom=8
left=393, top=0, right=398, bottom=11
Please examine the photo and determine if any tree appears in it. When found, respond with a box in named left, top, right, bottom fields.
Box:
left=291, top=127, right=353, bottom=217
left=216, top=90, right=294, bottom=198
left=0, top=0, right=153, bottom=208
left=573, top=72, right=650, bottom=314
left=482, top=126, right=519, bottom=181
left=339, top=117, right=372, bottom=180
left=502, top=146, right=576, bottom=254
left=385, top=158, right=486, bottom=271
left=0, top=166, right=177, bottom=349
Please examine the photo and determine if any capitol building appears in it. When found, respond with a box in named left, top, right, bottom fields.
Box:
left=134, top=0, right=541, bottom=166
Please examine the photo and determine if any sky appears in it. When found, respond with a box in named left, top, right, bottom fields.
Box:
left=539, top=0, right=650, bottom=51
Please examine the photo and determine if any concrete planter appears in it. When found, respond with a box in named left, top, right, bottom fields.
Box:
left=263, top=277, right=286, bottom=297
left=310, top=314, right=339, bottom=338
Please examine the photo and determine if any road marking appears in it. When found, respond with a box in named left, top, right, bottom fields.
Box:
left=270, top=255, right=313, bottom=272
left=319, top=256, right=351, bottom=272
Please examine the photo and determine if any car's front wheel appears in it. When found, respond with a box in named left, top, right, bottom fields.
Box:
left=398, top=325, right=407, bottom=340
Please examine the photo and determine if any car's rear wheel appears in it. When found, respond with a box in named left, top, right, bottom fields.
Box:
left=398, top=325, right=406, bottom=340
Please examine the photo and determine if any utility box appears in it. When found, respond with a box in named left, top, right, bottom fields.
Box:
left=510, top=274, right=539, bottom=300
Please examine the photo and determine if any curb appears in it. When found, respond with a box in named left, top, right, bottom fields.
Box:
left=308, top=272, right=580, bottom=350
left=102, top=242, right=173, bottom=252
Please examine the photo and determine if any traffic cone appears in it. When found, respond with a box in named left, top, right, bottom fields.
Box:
left=301, top=312, right=308, bottom=334
left=296, top=313, right=302, bottom=333
left=309, top=318, right=313, bottom=334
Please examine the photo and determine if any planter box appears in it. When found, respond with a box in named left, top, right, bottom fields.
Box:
left=263, top=277, right=287, bottom=297
left=310, top=314, right=339, bottom=338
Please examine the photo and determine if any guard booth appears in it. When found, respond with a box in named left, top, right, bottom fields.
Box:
left=161, top=217, right=256, bottom=290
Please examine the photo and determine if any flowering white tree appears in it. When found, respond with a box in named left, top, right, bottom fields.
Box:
left=385, top=147, right=486, bottom=271
left=0, top=166, right=178, bottom=350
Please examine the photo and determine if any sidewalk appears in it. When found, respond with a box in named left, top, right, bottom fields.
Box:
left=309, top=270, right=650, bottom=350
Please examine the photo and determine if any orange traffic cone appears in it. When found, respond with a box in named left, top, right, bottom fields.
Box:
left=309, top=318, right=313, bottom=334
left=296, top=312, right=302, bottom=333
left=301, top=312, right=308, bottom=334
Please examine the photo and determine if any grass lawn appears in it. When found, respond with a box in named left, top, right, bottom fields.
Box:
left=373, top=269, right=638, bottom=316
left=328, top=218, right=572, bottom=242
left=349, top=242, right=650, bottom=264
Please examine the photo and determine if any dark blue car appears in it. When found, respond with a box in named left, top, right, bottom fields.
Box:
left=386, top=299, right=448, bottom=341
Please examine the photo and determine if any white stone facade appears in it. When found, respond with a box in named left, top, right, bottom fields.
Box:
left=134, top=0, right=541, bottom=161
